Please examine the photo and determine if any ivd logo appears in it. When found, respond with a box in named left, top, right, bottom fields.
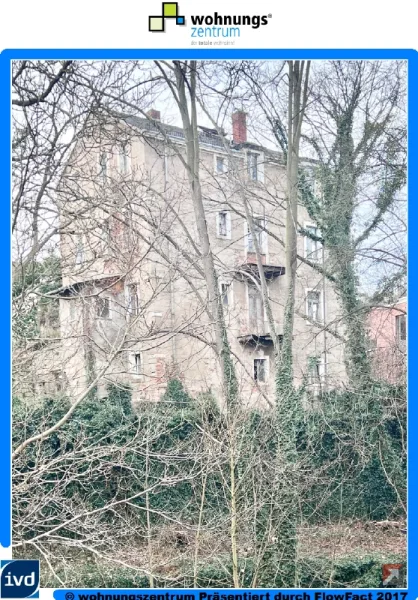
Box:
left=0, top=561, right=39, bottom=599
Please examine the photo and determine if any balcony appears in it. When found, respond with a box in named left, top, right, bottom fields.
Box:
left=238, top=333, right=276, bottom=347
left=235, top=261, right=285, bottom=282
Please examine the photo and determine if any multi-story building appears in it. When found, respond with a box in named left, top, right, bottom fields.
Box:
left=58, top=110, right=346, bottom=408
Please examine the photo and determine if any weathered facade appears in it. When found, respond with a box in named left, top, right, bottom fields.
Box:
left=58, top=111, right=346, bottom=408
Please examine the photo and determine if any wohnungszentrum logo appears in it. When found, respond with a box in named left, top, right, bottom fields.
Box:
left=149, top=2, right=185, bottom=32
left=0, top=560, right=40, bottom=599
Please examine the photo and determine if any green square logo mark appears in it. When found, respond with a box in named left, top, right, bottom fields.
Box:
left=163, top=3, right=177, bottom=17
left=149, top=16, right=164, bottom=31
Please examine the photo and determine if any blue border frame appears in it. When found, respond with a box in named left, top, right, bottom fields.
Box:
left=2, top=47, right=415, bottom=595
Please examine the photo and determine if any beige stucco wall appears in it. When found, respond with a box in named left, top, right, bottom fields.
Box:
left=57, top=124, right=346, bottom=408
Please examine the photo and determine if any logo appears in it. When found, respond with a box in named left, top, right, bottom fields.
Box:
left=149, top=2, right=185, bottom=32
left=0, top=561, right=40, bottom=599
left=382, top=563, right=404, bottom=587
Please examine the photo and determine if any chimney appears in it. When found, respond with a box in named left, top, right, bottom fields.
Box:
left=147, top=109, right=161, bottom=121
left=232, top=110, right=247, bottom=144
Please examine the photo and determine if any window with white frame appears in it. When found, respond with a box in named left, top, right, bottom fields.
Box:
left=99, top=152, right=108, bottom=183
left=119, top=144, right=130, bottom=174
left=396, top=314, right=406, bottom=343
left=75, top=234, right=84, bottom=265
left=96, top=296, right=110, bottom=319
left=126, top=283, right=139, bottom=318
left=215, top=155, right=226, bottom=174
left=254, top=358, right=267, bottom=383
left=129, top=352, right=142, bottom=376
left=306, top=290, right=322, bottom=322
left=307, top=356, right=326, bottom=385
left=247, top=217, right=266, bottom=254
left=216, top=210, right=231, bottom=239
left=305, top=225, right=323, bottom=262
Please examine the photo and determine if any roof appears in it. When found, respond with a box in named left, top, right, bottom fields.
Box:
left=122, top=114, right=285, bottom=163
left=124, top=114, right=226, bottom=150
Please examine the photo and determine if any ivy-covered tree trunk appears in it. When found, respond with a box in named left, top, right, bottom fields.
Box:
left=323, top=109, right=372, bottom=387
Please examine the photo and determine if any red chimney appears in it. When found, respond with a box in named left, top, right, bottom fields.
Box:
left=232, top=111, right=247, bottom=144
left=147, top=109, right=161, bottom=121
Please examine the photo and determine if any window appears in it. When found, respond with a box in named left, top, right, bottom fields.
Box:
left=102, top=218, right=112, bottom=254
left=119, top=144, right=130, bottom=174
left=96, top=297, right=110, bottom=319
left=254, top=358, right=267, bottom=383
left=220, top=282, right=231, bottom=307
left=247, top=217, right=266, bottom=254
left=307, top=356, right=326, bottom=385
left=247, top=152, right=258, bottom=181
left=75, top=235, right=84, bottom=265
left=129, top=352, right=142, bottom=376
left=53, top=371, right=63, bottom=393
left=396, top=314, right=406, bottom=342
left=248, top=284, right=264, bottom=333
left=305, top=225, right=323, bottom=263
left=126, top=284, right=139, bottom=317
left=217, top=211, right=231, bottom=239
left=306, top=290, right=322, bottom=322
left=216, top=156, right=226, bottom=174
left=99, top=152, right=108, bottom=183
left=69, top=299, right=76, bottom=321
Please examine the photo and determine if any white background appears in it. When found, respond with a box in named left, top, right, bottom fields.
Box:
left=0, top=0, right=416, bottom=49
